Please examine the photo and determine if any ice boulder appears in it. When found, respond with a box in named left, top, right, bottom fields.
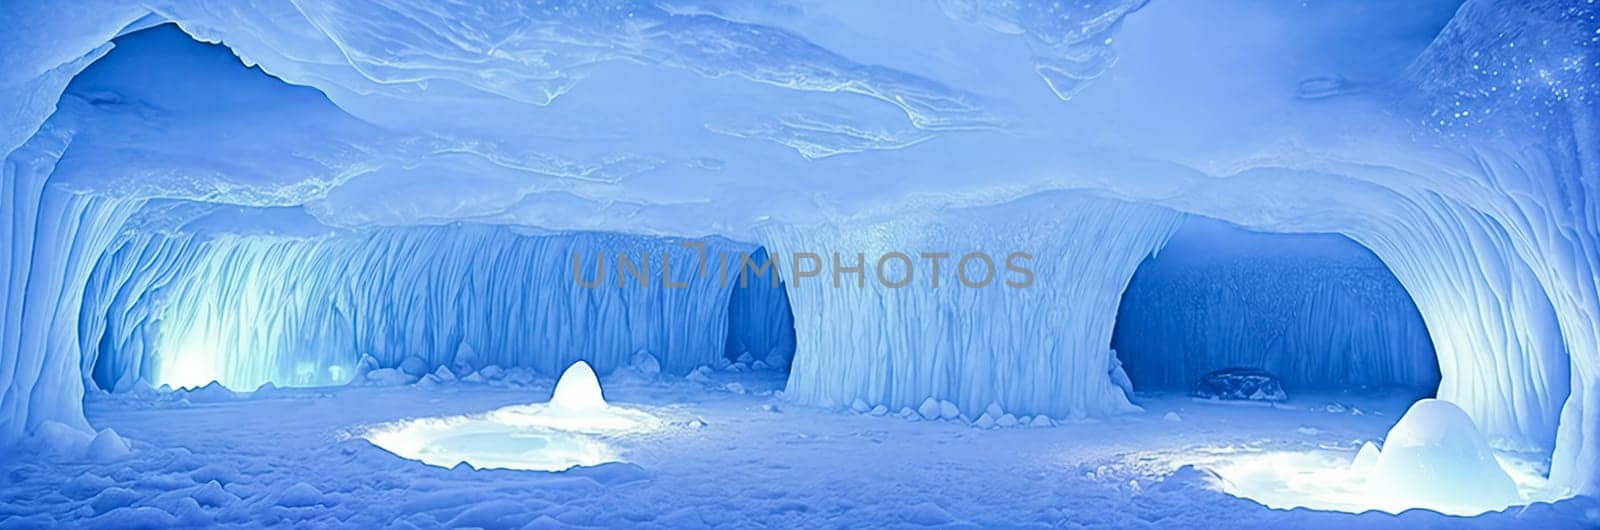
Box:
left=629, top=350, right=662, bottom=376
left=452, top=343, right=481, bottom=375
left=86, top=428, right=132, bottom=462
left=550, top=361, right=607, bottom=411
left=851, top=399, right=871, bottom=413
left=1364, top=399, right=1520, bottom=514
left=984, top=402, right=1005, bottom=418
left=365, top=368, right=413, bottom=386
left=353, top=354, right=381, bottom=380
left=478, top=365, right=505, bottom=380
left=918, top=398, right=942, bottom=420
left=398, top=355, right=430, bottom=377
left=764, top=350, right=790, bottom=370
left=1191, top=368, right=1288, bottom=402
left=938, top=400, right=960, bottom=421
left=432, top=365, right=456, bottom=382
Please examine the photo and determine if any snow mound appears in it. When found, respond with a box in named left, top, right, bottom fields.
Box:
left=1367, top=399, right=1520, bottom=514
left=32, top=421, right=93, bottom=458
left=275, top=482, right=328, bottom=508
left=550, top=361, right=605, bottom=411
left=85, top=428, right=131, bottom=462
left=1351, top=441, right=1380, bottom=475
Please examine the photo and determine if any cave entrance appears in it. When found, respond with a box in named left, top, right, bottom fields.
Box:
left=1110, top=216, right=1440, bottom=399
left=1111, top=217, right=1578, bottom=515
left=722, top=246, right=797, bottom=372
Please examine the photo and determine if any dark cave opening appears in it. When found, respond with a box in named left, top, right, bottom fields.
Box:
left=1111, top=217, right=1441, bottom=398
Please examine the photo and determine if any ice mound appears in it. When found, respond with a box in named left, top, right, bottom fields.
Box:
left=1366, top=399, right=1520, bottom=514
left=1211, top=399, right=1541, bottom=516
left=550, top=361, right=606, bottom=411
left=364, top=361, right=658, bottom=471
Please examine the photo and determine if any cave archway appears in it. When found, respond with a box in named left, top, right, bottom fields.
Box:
left=1111, top=216, right=1440, bottom=398
left=722, top=246, right=797, bottom=369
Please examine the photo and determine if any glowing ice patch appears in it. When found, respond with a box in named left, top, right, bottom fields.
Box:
left=1209, top=399, right=1569, bottom=516
left=364, top=361, right=658, bottom=471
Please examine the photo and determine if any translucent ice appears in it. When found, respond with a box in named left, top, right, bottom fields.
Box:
left=1367, top=399, right=1520, bottom=514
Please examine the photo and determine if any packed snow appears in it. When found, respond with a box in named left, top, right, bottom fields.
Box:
left=2, top=371, right=1596, bottom=528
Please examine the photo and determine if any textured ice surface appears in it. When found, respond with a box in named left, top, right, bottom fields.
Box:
left=0, top=372, right=1587, bottom=527
left=79, top=225, right=763, bottom=391
left=0, top=0, right=1597, bottom=498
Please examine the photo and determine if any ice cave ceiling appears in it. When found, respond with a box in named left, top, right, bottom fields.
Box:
left=2, top=0, right=1599, bottom=499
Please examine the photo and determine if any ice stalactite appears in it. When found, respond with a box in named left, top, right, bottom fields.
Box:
left=765, top=192, right=1183, bottom=419
left=1113, top=218, right=1438, bottom=391
left=80, top=225, right=758, bottom=391
left=723, top=246, right=796, bottom=367
left=0, top=123, right=141, bottom=444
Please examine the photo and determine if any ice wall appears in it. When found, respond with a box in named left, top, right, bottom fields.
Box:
left=1349, top=198, right=1572, bottom=451
left=1387, top=0, right=1596, bottom=484
left=0, top=122, right=142, bottom=442
left=766, top=193, right=1183, bottom=419
left=81, top=224, right=755, bottom=391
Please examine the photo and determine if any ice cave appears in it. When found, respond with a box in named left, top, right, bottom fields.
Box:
left=1, top=0, right=1598, bottom=528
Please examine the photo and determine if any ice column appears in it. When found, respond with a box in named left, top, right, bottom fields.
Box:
left=765, top=192, right=1182, bottom=418
left=0, top=124, right=140, bottom=443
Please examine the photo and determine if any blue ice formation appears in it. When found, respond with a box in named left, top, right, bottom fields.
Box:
left=2, top=0, right=1599, bottom=497
left=80, top=221, right=771, bottom=391
left=1114, top=217, right=1441, bottom=392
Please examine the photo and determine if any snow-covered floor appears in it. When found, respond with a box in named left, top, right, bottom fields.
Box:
left=4, top=370, right=1598, bottom=529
